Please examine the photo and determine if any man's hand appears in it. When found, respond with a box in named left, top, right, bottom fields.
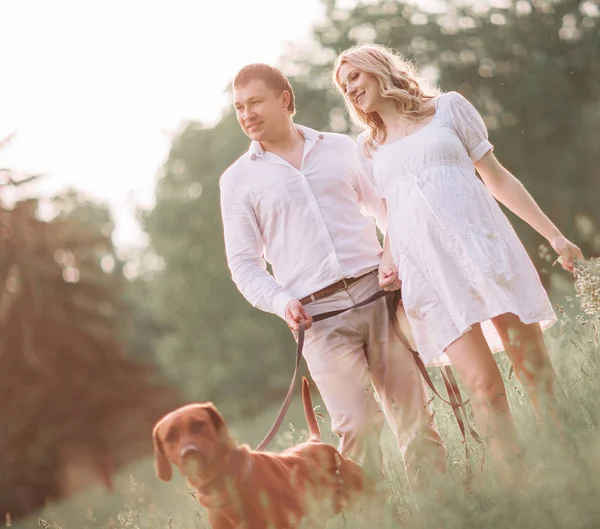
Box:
left=379, top=266, right=402, bottom=292
left=284, top=300, right=313, bottom=331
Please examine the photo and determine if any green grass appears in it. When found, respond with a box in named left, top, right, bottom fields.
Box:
left=19, top=286, right=600, bottom=529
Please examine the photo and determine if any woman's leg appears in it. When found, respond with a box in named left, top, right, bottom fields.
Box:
left=444, top=323, right=521, bottom=472
left=491, top=313, right=562, bottom=430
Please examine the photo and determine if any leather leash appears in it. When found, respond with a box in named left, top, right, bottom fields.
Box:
left=255, top=289, right=387, bottom=451
left=255, top=289, right=482, bottom=470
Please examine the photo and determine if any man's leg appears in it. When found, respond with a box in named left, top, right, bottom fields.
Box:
left=349, top=275, right=448, bottom=490
left=301, top=293, right=386, bottom=483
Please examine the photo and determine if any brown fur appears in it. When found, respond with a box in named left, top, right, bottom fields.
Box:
left=152, top=377, right=377, bottom=529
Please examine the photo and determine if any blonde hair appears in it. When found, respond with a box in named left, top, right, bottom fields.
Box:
left=333, top=44, right=440, bottom=156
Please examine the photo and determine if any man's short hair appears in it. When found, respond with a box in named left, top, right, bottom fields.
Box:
left=233, top=63, right=296, bottom=115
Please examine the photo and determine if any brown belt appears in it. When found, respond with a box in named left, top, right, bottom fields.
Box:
left=299, top=270, right=376, bottom=305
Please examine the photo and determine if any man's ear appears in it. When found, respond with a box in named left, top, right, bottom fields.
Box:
left=152, top=423, right=172, bottom=482
left=281, top=89, right=291, bottom=110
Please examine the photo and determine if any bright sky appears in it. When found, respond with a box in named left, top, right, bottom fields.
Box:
left=0, top=0, right=323, bottom=250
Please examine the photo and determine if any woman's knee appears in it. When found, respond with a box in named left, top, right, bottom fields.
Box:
left=445, top=326, right=507, bottom=405
left=467, top=371, right=507, bottom=406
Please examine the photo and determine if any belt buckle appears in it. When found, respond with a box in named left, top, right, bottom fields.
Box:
left=342, top=278, right=349, bottom=289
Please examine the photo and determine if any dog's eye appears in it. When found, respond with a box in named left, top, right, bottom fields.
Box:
left=190, top=420, right=205, bottom=434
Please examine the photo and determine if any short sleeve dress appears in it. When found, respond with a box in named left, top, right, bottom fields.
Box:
left=357, top=91, right=557, bottom=367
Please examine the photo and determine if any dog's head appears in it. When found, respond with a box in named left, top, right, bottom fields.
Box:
left=152, top=403, right=234, bottom=483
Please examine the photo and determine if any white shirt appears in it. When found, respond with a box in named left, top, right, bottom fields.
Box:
left=219, top=125, right=387, bottom=320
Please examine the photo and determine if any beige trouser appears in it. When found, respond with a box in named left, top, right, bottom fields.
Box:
left=298, top=272, right=447, bottom=486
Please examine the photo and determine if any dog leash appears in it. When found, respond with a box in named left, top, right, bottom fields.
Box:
left=255, top=290, right=387, bottom=451
left=255, top=289, right=482, bottom=469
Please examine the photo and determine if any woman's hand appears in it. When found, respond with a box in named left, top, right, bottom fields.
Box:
left=550, top=235, right=584, bottom=274
left=379, top=266, right=402, bottom=291
left=379, top=230, right=401, bottom=291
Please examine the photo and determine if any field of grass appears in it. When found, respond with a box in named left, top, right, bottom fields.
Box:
left=17, top=274, right=600, bottom=529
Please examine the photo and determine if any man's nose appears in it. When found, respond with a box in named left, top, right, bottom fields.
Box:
left=243, top=108, right=255, bottom=123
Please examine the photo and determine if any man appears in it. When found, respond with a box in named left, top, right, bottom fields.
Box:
left=219, top=63, right=446, bottom=488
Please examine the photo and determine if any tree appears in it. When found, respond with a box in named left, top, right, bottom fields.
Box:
left=0, top=156, right=179, bottom=521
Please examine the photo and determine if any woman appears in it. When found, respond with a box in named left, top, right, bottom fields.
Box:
left=333, top=44, right=583, bottom=470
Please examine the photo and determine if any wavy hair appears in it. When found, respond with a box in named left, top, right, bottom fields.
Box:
left=333, top=44, right=440, bottom=156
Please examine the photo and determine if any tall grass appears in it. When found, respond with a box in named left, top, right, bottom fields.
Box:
left=17, top=264, right=600, bottom=529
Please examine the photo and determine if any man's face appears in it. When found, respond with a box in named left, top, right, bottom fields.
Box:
left=233, top=78, right=289, bottom=142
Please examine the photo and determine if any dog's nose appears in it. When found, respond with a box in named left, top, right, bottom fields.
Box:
left=180, top=444, right=201, bottom=459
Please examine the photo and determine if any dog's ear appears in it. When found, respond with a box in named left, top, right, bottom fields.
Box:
left=203, top=403, right=226, bottom=433
left=152, top=423, right=173, bottom=482
left=202, top=403, right=233, bottom=445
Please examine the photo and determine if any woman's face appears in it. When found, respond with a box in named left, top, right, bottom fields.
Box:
left=337, top=62, right=383, bottom=115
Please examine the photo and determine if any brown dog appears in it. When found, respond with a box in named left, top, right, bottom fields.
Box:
left=152, top=377, right=387, bottom=529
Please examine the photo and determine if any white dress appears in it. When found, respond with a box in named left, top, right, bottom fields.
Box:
left=357, top=91, right=557, bottom=367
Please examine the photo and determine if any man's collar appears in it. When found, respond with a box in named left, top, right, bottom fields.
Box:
left=249, top=125, right=324, bottom=161
left=296, top=124, right=324, bottom=142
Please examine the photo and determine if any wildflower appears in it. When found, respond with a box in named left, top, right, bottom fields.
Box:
left=572, top=258, right=600, bottom=318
